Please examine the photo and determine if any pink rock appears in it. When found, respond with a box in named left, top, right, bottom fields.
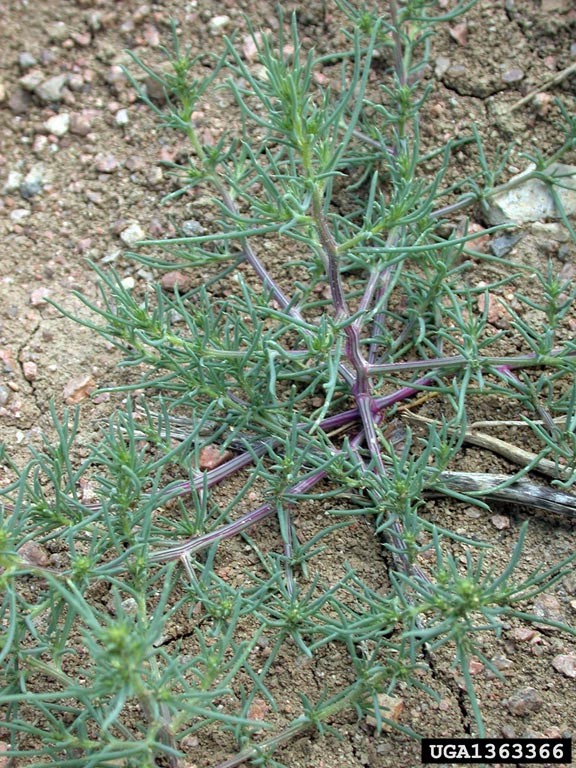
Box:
left=198, top=444, right=233, bottom=470
left=30, top=287, right=50, bottom=306
left=449, top=22, right=468, bottom=46
left=63, top=374, right=95, bottom=404
left=94, top=153, right=119, bottom=173
left=22, top=361, right=38, bottom=381
left=160, top=270, right=194, bottom=292
left=552, top=654, right=576, bottom=678
left=70, top=111, right=94, bottom=135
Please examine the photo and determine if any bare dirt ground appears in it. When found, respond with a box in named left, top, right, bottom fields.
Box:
left=1, top=1, right=576, bottom=767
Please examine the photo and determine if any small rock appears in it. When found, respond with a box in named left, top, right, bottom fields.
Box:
left=160, top=270, right=194, bottom=292
left=86, top=11, right=103, bottom=32
left=242, top=34, right=261, bottom=63
left=0, top=79, right=6, bottom=103
left=95, top=153, right=119, bottom=173
left=30, top=287, right=50, bottom=306
left=510, top=626, right=542, bottom=643
left=44, top=112, right=70, bottom=136
left=18, top=52, right=38, bottom=70
left=449, top=22, right=468, bottom=46
left=34, top=74, right=68, bottom=103
left=146, top=166, right=163, bottom=187
left=69, top=110, right=94, bottom=135
left=552, top=654, right=576, bottom=678
left=531, top=221, right=571, bottom=241
left=10, top=208, right=31, bottom=222
left=468, top=658, right=483, bottom=675
left=18, top=540, right=49, bottom=567
left=19, top=70, right=45, bottom=92
left=181, top=219, right=205, bottom=236
left=502, top=67, right=525, bottom=84
left=366, top=694, right=404, bottom=728
left=198, top=444, right=233, bottom=470
left=125, top=155, right=146, bottom=172
left=120, top=276, right=136, bottom=290
left=533, top=92, right=553, bottom=117
left=20, top=164, right=46, bottom=199
left=3, top=170, right=24, bottom=194
left=8, top=87, right=33, bottom=114
left=491, top=514, right=510, bottom=530
left=67, top=73, right=85, bottom=92
left=209, top=15, right=230, bottom=34
left=63, top=374, right=95, bottom=404
left=100, top=249, right=121, bottom=264
left=487, top=163, right=576, bottom=225
left=490, top=233, right=523, bottom=258
left=532, top=593, right=564, bottom=625
left=133, top=4, right=151, bottom=24
left=46, top=21, right=69, bottom=42
left=477, top=290, right=509, bottom=328
left=22, top=361, right=38, bottom=381
left=115, top=108, right=129, bottom=126
left=435, top=56, right=451, bottom=78
left=142, top=23, right=160, bottom=47
left=0, top=385, right=11, bottom=406
left=120, top=222, right=146, bottom=246
left=72, top=31, right=92, bottom=47
left=33, top=135, right=49, bottom=155
left=506, top=687, right=544, bottom=716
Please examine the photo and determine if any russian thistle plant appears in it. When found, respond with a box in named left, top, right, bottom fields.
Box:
left=1, top=1, right=576, bottom=766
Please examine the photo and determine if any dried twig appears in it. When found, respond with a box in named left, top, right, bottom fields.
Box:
left=508, top=61, right=576, bottom=112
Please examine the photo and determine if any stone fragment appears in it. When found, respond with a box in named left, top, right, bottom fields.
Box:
left=69, top=111, right=94, bottom=135
left=487, top=163, right=576, bottom=225
left=435, top=56, right=451, bottom=78
left=8, top=87, right=33, bottom=114
left=209, top=15, right=231, bottom=34
left=366, top=694, right=404, bottom=728
left=198, top=444, right=233, bottom=470
left=506, top=687, right=544, bottom=716
left=449, top=22, right=468, bottom=46
left=34, top=74, right=68, bottom=103
left=45, top=21, right=69, bottom=42
left=552, top=654, right=576, bottom=678
left=160, top=270, right=194, bottom=292
left=22, top=361, right=38, bottom=381
left=19, top=70, right=44, bottom=91
left=115, top=108, right=129, bottom=126
left=502, top=67, right=524, bottom=83
left=10, top=208, right=31, bottom=222
left=95, top=153, right=119, bottom=173
left=20, top=164, right=46, bottom=199
left=490, top=233, right=523, bottom=258
left=44, top=112, right=70, bottom=136
left=30, top=287, right=50, bottom=306
left=18, top=52, right=38, bottom=69
left=120, top=222, right=146, bottom=246
left=18, top=540, right=49, bottom=566
left=3, top=170, right=24, bottom=194
left=63, top=374, right=95, bottom=404
left=532, top=593, right=564, bottom=625
left=120, top=276, right=135, bottom=290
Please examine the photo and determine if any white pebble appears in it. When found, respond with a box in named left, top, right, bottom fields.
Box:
left=209, top=15, right=230, bottom=34
left=44, top=112, right=70, bottom=136
left=115, top=108, right=129, bottom=126
left=120, top=222, right=146, bottom=246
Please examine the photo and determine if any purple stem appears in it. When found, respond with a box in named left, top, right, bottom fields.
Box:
left=148, top=469, right=329, bottom=563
